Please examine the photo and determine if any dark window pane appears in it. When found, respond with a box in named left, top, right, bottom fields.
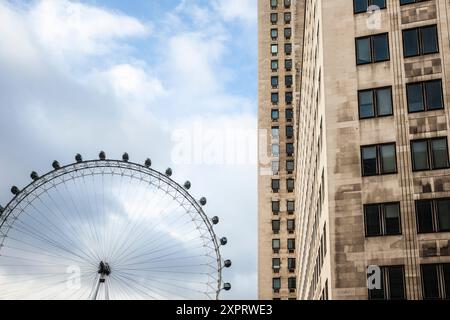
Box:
left=437, top=199, right=450, bottom=232
left=376, top=88, right=393, bottom=116
left=389, top=267, right=405, bottom=300
left=272, top=239, right=280, bottom=249
left=288, top=258, right=296, bottom=270
left=288, top=277, right=296, bottom=289
left=287, top=239, right=295, bottom=250
left=272, top=258, right=280, bottom=270
left=359, top=90, right=375, bottom=118
left=407, top=83, right=424, bottom=112
left=285, top=109, right=293, bottom=120
left=416, top=201, right=434, bottom=233
left=380, top=144, right=396, bottom=173
left=357, top=37, right=371, bottom=64
left=272, top=201, right=280, bottom=213
left=354, top=0, right=368, bottom=13
left=271, top=109, right=279, bottom=120
left=372, top=34, right=389, bottom=62
left=286, top=160, right=294, bottom=172
left=271, top=93, right=279, bottom=103
left=271, top=76, right=278, bottom=87
left=385, top=203, right=401, bottom=235
left=425, top=80, right=443, bottom=110
left=285, top=59, right=292, bottom=70
left=271, top=60, right=278, bottom=71
left=421, top=25, right=438, bottom=55
left=403, top=29, right=419, bottom=57
left=411, top=140, right=429, bottom=171
left=365, top=205, right=381, bottom=236
left=443, top=264, right=450, bottom=299
left=372, top=0, right=386, bottom=9
left=273, top=278, right=281, bottom=289
left=362, top=146, right=378, bottom=176
left=431, top=138, right=449, bottom=169
left=272, top=220, right=280, bottom=232
left=287, top=201, right=295, bottom=212
left=422, top=265, right=440, bottom=299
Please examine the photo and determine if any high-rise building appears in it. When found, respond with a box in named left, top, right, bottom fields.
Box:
left=259, top=0, right=450, bottom=300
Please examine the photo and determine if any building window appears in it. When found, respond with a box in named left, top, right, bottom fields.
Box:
left=271, top=76, right=279, bottom=88
left=272, top=220, right=280, bottom=234
left=284, top=28, right=292, bottom=39
left=364, top=202, right=401, bottom=236
left=286, top=160, right=294, bottom=173
left=270, top=13, right=278, bottom=24
left=271, top=109, right=279, bottom=121
left=354, top=0, right=386, bottom=14
left=272, top=201, right=280, bottom=214
left=416, top=199, right=450, bottom=233
left=285, top=92, right=293, bottom=104
left=285, top=75, right=293, bottom=87
left=271, top=28, right=278, bottom=40
left=271, top=126, right=279, bottom=139
left=284, top=12, right=291, bottom=23
left=287, top=238, right=295, bottom=252
left=411, top=138, right=450, bottom=171
left=287, top=178, right=294, bottom=192
left=287, top=219, right=295, bottom=233
left=271, top=144, right=279, bottom=156
left=369, top=266, right=406, bottom=300
left=356, top=33, right=390, bottom=65
left=361, top=143, right=397, bottom=176
left=287, top=200, right=295, bottom=213
left=358, top=87, right=393, bottom=119
left=272, top=160, right=279, bottom=175
left=272, top=258, right=281, bottom=272
left=285, top=43, right=292, bottom=55
left=271, top=60, right=278, bottom=72
left=284, top=0, right=291, bottom=8
left=272, top=179, right=280, bottom=193
left=285, top=108, right=293, bottom=121
left=421, top=264, right=450, bottom=300
left=272, top=239, right=280, bottom=253
left=271, top=0, right=278, bottom=9
left=273, top=278, right=281, bottom=291
left=285, top=59, right=292, bottom=71
left=288, top=277, right=296, bottom=292
left=286, top=143, right=294, bottom=156
left=271, top=92, right=279, bottom=104
left=406, top=80, right=444, bottom=113
left=288, top=258, right=296, bottom=271
left=271, top=44, right=278, bottom=55
left=403, top=25, right=438, bottom=58
left=286, top=126, right=294, bottom=139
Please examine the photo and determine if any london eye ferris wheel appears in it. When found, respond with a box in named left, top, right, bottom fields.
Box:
left=0, top=152, right=231, bottom=300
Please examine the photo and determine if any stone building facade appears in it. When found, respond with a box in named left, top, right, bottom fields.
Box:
left=259, top=0, right=450, bottom=300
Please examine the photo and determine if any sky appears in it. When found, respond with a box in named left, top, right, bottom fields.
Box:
left=0, top=0, right=257, bottom=299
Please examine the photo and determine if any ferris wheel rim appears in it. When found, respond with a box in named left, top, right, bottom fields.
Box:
left=0, top=156, right=226, bottom=300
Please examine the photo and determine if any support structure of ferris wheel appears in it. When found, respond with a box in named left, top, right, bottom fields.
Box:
left=0, top=152, right=232, bottom=300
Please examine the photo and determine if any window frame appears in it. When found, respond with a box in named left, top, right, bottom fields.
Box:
left=353, top=0, right=387, bottom=15
left=406, top=79, right=444, bottom=113
left=368, top=265, right=406, bottom=300
left=358, top=86, right=394, bottom=119
left=411, top=137, right=450, bottom=172
left=364, top=202, right=402, bottom=237
left=356, top=33, right=390, bottom=66
left=415, top=198, right=450, bottom=234
left=361, top=143, right=398, bottom=177
left=402, top=24, right=439, bottom=58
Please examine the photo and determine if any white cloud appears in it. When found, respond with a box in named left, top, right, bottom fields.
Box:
left=88, top=64, right=166, bottom=104
left=28, top=0, right=150, bottom=58
left=214, top=0, right=257, bottom=25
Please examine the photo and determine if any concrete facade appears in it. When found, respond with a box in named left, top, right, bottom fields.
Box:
left=259, top=0, right=450, bottom=300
